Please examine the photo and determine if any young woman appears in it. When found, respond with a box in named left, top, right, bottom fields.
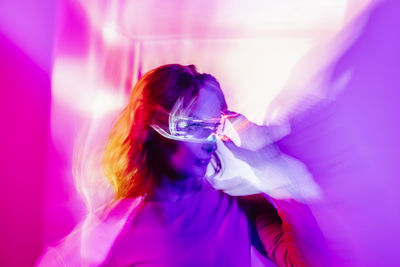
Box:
left=37, top=64, right=329, bottom=266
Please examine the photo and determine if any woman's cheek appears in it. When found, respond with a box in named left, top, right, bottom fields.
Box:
left=170, top=144, right=192, bottom=169
left=170, top=143, right=202, bottom=175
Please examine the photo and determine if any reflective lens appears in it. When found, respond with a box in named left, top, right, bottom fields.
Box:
left=174, top=118, right=223, bottom=139
left=150, top=114, right=232, bottom=143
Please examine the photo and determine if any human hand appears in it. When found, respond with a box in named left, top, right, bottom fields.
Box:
left=222, top=110, right=290, bottom=151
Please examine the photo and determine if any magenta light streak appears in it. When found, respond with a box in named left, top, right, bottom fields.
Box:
left=0, top=32, right=50, bottom=266
left=0, top=0, right=55, bottom=265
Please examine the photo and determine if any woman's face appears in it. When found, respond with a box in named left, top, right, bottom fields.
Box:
left=157, top=85, right=223, bottom=180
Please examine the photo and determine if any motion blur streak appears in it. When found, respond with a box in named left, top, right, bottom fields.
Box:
left=2, top=0, right=400, bottom=266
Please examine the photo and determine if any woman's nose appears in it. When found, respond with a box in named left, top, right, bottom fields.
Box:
left=202, top=134, right=217, bottom=153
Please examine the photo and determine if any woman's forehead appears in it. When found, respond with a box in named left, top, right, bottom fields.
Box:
left=189, top=87, right=224, bottom=120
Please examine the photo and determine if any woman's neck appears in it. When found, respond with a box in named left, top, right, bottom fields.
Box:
left=149, top=175, right=204, bottom=202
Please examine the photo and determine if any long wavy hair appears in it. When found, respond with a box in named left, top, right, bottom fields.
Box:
left=102, top=64, right=227, bottom=200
